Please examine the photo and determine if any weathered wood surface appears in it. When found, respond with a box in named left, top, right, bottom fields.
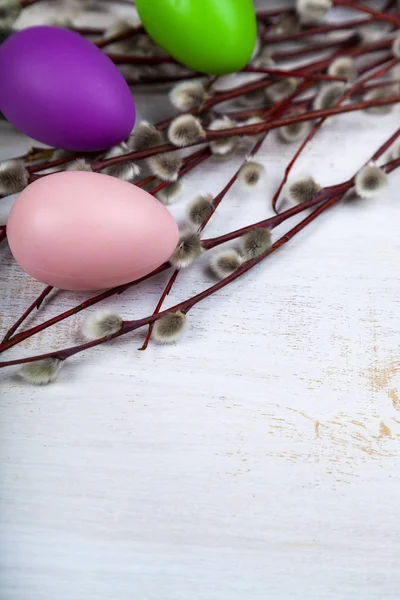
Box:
left=0, top=2, right=399, bottom=598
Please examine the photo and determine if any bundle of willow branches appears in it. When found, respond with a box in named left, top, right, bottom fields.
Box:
left=0, top=0, right=400, bottom=384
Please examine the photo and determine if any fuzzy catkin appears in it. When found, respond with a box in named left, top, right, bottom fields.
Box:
left=169, top=80, right=206, bottom=111
left=147, top=152, right=182, bottom=182
left=210, top=250, right=244, bottom=279
left=278, top=120, right=311, bottom=144
left=238, top=161, right=265, bottom=187
left=354, top=164, right=388, bottom=197
left=241, top=229, right=272, bottom=259
left=128, top=121, right=163, bottom=151
left=327, top=57, right=357, bottom=83
left=167, top=115, right=205, bottom=147
left=0, top=160, right=29, bottom=195
left=209, top=118, right=238, bottom=156
left=153, top=312, right=186, bottom=343
left=313, top=82, right=345, bottom=111
left=286, top=176, right=320, bottom=204
left=156, top=180, right=183, bottom=205
left=19, top=358, right=63, bottom=385
left=187, top=194, right=213, bottom=226
left=170, top=232, right=203, bottom=268
left=82, top=311, right=123, bottom=341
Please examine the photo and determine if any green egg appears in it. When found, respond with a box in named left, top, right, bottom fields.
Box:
left=135, top=0, right=257, bottom=75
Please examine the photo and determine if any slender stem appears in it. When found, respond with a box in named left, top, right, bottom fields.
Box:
left=333, top=0, right=400, bottom=27
left=139, top=270, right=180, bottom=350
left=256, top=8, right=290, bottom=20
left=135, top=175, right=155, bottom=188
left=272, top=35, right=358, bottom=61
left=1, top=286, right=53, bottom=344
left=203, top=155, right=400, bottom=250
left=270, top=57, right=399, bottom=213
left=20, top=0, right=41, bottom=6
left=139, top=159, right=243, bottom=350
left=113, top=60, right=346, bottom=82
left=361, top=78, right=400, bottom=92
left=126, top=73, right=201, bottom=86
left=263, top=17, right=371, bottom=44
left=350, top=37, right=394, bottom=58
left=358, top=54, right=394, bottom=76
left=242, top=66, right=346, bottom=82
left=107, top=53, right=177, bottom=65
left=2, top=155, right=399, bottom=356
left=110, top=35, right=360, bottom=67
left=71, top=26, right=105, bottom=36
left=148, top=149, right=210, bottom=196
left=26, top=37, right=393, bottom=176
left=4, top=152, right=399, bottom=366
left=95, top=26, right=144, bottom=49
left=26, top=76, right=273, bottom=174
left=0, top=264, right=171, bottom=354
left=1, top=149, right=210, bottom=350
left=139, top=79, right=314, bottom=350
left=202, top=184, right=349, bottom=250
left=0, top=195, right=343, bottom=369
left=154, top=76, right=274, bottom=130
left=18, top=147, right=56, bottom=163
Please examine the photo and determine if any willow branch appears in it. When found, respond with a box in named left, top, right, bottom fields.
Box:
left=138, top=79, right=314, bottom=350
left=333, top=0, right=400, bottom=27
left=0, top=285, right=53, bottom=344
left=270, top=56, right=400, bottom=212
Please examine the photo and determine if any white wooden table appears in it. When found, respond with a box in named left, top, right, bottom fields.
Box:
left=1, top=2, right=400, bottom=598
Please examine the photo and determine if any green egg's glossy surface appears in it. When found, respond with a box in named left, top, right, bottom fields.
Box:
left=135, top=0, right=257, bottom=74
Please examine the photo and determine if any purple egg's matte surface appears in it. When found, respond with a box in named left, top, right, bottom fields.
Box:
left=0, top=26, right=135, bottom=151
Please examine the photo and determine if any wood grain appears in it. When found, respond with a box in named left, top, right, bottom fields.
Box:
left=1, top=1, right=400, bottom=598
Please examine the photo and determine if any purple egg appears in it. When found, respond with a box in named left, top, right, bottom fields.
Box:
left=0, top=26, right=135, bottom=151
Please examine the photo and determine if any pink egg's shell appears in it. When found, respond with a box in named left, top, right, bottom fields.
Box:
left=7, top=172, right=179, bottom=291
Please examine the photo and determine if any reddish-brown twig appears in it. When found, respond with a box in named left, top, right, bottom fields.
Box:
left=148, top=148, right=211, bottom=196
left=0, top=263, right=171, bottom=354
left=107, top=53, right=177, bottom=65
left=95, top=26, right=144, bottom=49
left=203, top=153, right=400, bottom=249
left=242, top=66, right=346, bottom=82
left=1, top=285, right=53, bottom=344
left=126, top=73, right=201, bottom=86
left=334, top=0, right=400, bottom=27
left=25, top=36, right=395, bottom=176
left=270, top=57, right=399, bottom=213
left=3, top=83, right=311, bottom=354
left=91, top=95, right=400, bottom=172
left=263, top=17, right=371, bottom=44
left=272, top=35, right=358, bottom=61
left=11, top=93, right=400, bottom=182
left=20, top=0, right=41, bottom=6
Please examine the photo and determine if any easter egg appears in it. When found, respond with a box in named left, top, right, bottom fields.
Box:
left=0, top=26, right=135, bottom=151
left=7, top=172, right=179, bottom=291
left=135, top=0, right=257, bottom=75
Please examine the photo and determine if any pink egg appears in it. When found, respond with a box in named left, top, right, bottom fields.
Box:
left=7, top=172, right=179, bottom=291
